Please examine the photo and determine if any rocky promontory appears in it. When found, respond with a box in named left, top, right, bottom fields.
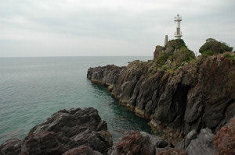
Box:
left=1, top=39, right=235, bottom=155
left=87, top=39, right=235, bottom=152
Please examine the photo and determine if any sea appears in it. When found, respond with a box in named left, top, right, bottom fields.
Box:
left=0, top=56, right=152, bottom=144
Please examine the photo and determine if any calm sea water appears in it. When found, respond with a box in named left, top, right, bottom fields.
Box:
left=0, top=56, right=152, bottom=143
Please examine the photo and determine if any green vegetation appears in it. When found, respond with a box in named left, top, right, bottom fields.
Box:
left=169, top=47, right=196, bottom=66
left=154, top=52, right=171, bottom=69
left=223, top=52, right=235, bottom=60
left=153, top=39, right=196, bottom=73
left=150, top=38, right=233, bottom=75
left=165, top=39, right=186, bottom=50
left=199, top=38, right=233, bottom=56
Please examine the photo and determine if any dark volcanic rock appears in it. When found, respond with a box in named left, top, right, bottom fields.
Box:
left=87, top=54, right=235, bottom=144
left=214, top=116, right=235, bottom=155
left=156, top=148, right=188, bottom=155
left=153, top=45, right=165, bottom=59
left=0, top=107, right=112, bottom=155
left=21, top=131, right=65, bottom=155
left=108, top=131, right=187, bottom=155
left=0, top=139, right=22, bottom=155
left=108, top=131, right=155, bottom=155
left=62, top=145, right=102, bottom=155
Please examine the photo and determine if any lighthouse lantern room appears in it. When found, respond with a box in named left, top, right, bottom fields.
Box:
left=174, top=14, right=182, bottom=39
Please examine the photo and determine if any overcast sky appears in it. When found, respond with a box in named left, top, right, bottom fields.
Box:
left=1, top=0, right=234, bottom=57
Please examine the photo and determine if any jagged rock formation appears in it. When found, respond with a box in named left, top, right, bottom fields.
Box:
left=108, top=130, right=188, bottom=155
left=214, top=116, right=235, bottom=155
left=87, top=53, right=235, bottom=145
left=0, top=108, right=112, bottom=155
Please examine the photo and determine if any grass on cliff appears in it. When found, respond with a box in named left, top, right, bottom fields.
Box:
left=153, top=44, right=196, bottom=73
left=223, top=52, right=235, bottom=60
left=150, top=38, right=233, bottom=76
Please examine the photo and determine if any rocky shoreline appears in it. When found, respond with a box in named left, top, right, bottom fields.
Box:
left=87, top=54, right=235, bottom=137
left=86, top=48, right=235, bottom=154
left=1, top=107, right=235, bottom=155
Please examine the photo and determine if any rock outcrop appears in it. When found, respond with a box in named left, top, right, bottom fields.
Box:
left=214, top=116, right=235, bottom=155
left=0, top=107, right=113, bottom=155
left=87, top=53, right=235, bottom=145
left=185, top=128, right=215, bottom=155
left=108, top=131, right=187, bottom=155
left=153, top=39, right=187, bottom=59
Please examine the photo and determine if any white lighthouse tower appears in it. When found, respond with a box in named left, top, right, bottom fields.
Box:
left=174, top=14, right=182, bottom=39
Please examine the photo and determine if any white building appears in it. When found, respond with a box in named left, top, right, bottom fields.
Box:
left=174, top=14, right=182, bottom=39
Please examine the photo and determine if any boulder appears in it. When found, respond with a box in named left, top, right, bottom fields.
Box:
left=0, top=107, right=113, bottom=155
left=108, top=131, right=188, bottom=155
left=186, top=128, right=215, bottom=155
left=111, top=131, right=155, bottom=155
left=62, top=145, right=102, bottom=155
left=108, top=131, right=155, bottom=155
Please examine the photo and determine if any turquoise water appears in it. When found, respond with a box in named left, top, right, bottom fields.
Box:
left=0, top=56, right=152, bottom=143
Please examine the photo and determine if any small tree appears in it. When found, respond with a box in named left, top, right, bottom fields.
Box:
left=169, top=47, right=196, bottom=65
left=199, top=38, right=233, bottom=56
left=165, top=39, right=186, bottom=50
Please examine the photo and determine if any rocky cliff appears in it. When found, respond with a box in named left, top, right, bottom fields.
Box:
left=87, top=52, right=235, bottom=144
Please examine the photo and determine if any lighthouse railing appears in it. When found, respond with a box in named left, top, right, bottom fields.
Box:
left=174, top=16, right=182, bottom=21
left=174, top=32, right=182, bottom=36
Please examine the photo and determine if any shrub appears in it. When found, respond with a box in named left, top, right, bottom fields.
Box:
left=153, top=46, right=196, bottom=72
left=170, top=47, right=196, bottom=65
left=153, top=39, right=196, bottom=73
left=165, top=39, right=186, bottom=50
left=223, top=52, right=235, bottom=60
left=154, top=52, right=171, bottom=68
left=199, top=38, right=233, bottom=56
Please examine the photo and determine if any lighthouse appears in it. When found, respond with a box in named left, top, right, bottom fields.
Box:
left=174, top=14, right=182, bottom=39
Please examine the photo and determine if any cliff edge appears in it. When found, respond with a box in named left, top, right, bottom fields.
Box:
left=87, top=39, right=235, bottom=145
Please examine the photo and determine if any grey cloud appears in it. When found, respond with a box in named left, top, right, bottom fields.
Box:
left=0, top=0, right=235, bottom=57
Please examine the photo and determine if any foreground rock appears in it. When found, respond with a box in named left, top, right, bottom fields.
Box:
left=185, top=128, right=215, bottom=155
left=0, top=107, right=112, bottom=155
left=87, top=54, right=235, bottom=144
left=214, top=116, right=235, bottom=155
left=108, top=131, right=187, bottom=155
